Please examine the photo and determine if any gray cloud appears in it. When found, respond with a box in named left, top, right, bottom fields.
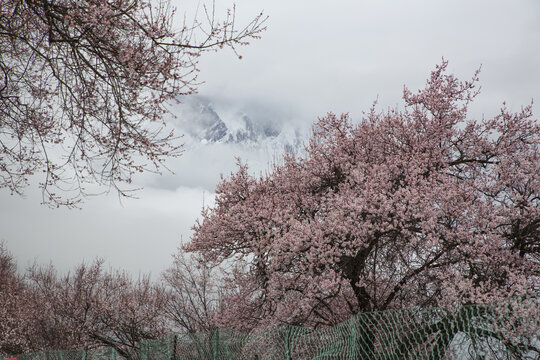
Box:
left=0, top=184, right=207, bottom=278
left=193, top=0, right=540, bottom=120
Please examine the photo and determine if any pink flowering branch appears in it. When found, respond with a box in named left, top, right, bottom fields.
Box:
left=0, top=0, right=266, bottom=207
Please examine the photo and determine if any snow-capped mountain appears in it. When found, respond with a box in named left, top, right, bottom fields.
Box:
left=144, top=96, right=309, bottom=191
left=169, top=96, right=305, bottom=153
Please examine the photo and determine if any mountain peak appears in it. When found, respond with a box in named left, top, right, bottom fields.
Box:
left=170, top=96, right=304, bottom=152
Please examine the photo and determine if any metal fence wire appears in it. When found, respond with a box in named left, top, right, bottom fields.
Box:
left=9, top=298, right=540, bottom=360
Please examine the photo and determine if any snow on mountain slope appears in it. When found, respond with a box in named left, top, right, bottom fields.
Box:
left=146, top=96, right=307, bottom=192
left=169, top=95, right=305, bottom=152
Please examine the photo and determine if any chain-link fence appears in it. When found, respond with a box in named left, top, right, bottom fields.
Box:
left=9, top=297, right=539, bottom=360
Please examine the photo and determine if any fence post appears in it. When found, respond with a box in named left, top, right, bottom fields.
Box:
left=349, top=317, right=358, bottom=360
left=171, top=334, right=177, bottom=360
left=285, top=325, right=292, bottom=360
left=213, top=328, right=220, bottom=360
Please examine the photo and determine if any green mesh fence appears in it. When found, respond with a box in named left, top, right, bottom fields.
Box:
left=9, top=298, right=539, bottom=360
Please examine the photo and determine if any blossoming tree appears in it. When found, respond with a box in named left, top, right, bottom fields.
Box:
left=0, top=243, right=29, bottom=355
left=23, top=259, right=170, bottom=357
left=0, top=0, right=265, bottom=206
left=185, top=62, right=539, bottom=346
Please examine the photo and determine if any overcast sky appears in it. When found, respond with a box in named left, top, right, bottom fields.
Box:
left=1, top=0, right=539, bottom=278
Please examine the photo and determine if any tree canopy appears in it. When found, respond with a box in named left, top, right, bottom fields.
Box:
left=186, top=62, right=539, bottom=331
left=0, top=0, right=265, bottom=206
